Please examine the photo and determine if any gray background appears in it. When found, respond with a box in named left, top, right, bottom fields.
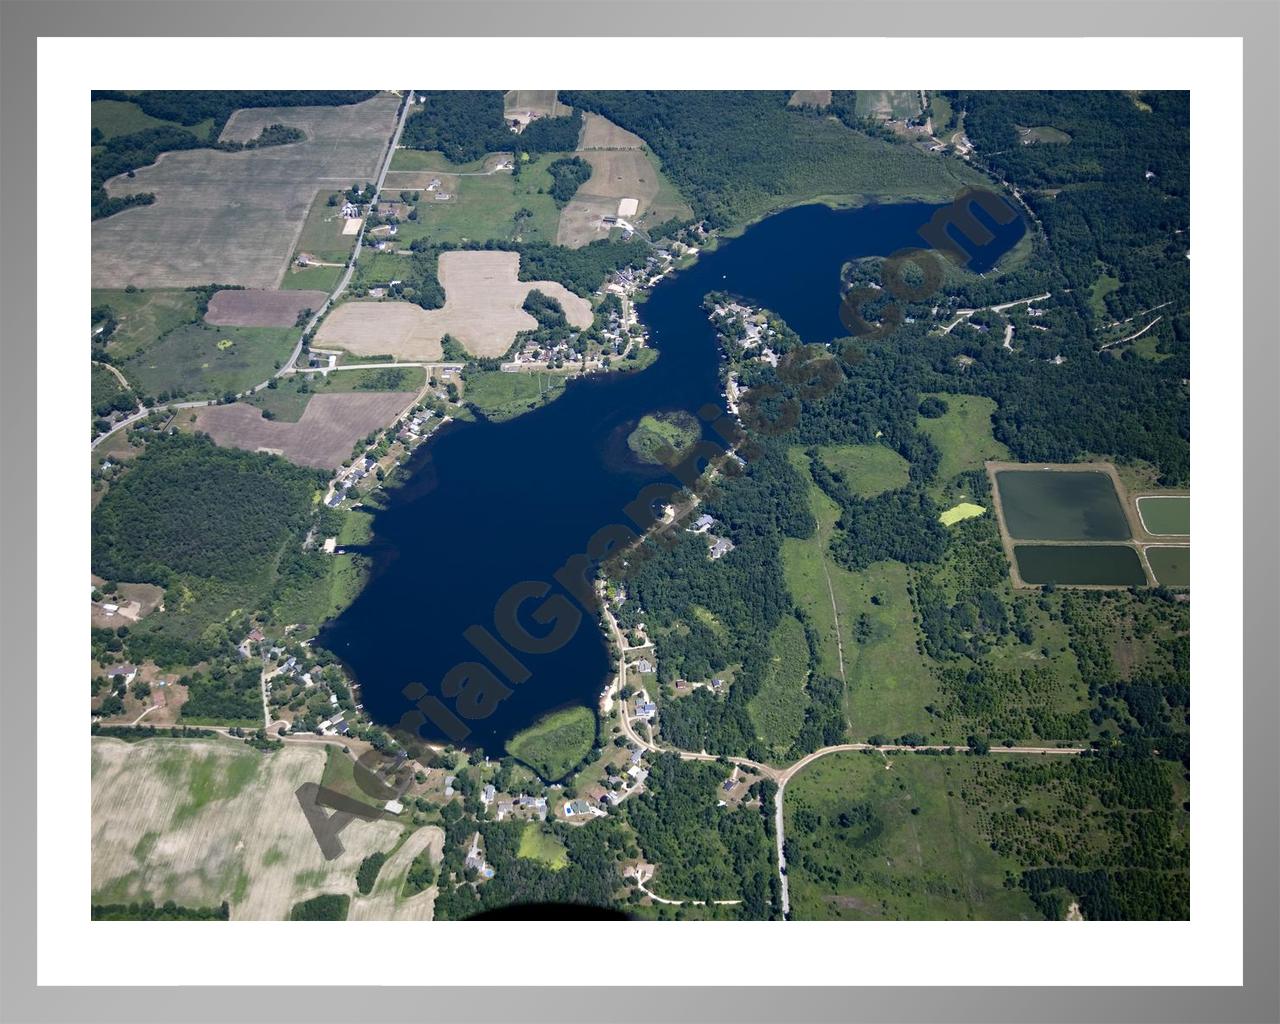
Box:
left=1, top=2, right=1275, bottom=1021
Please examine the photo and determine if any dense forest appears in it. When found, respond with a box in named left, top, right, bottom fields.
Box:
left=401, top=91, right=581, bottom=162
left=92, top=433, right=323, bottom=586
left=949, top=90, right=1189, bottom=321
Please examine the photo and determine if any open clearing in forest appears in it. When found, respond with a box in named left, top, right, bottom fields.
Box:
left=788, top=91, right=832, bottom=108
left=557, top=144, right=692, bottom=247
left=92, top=94, right=400, bottom=289
left=191, top=391, right=415, bottom=469
left=576, top=112, right=646, bottom=150
left=316, top=251, right=592, bottom=358
left=205, top=289, right=328, bottom=327
left=91, top=737, right=404, bottom=920
left=504, top=90, right=571, bottom=120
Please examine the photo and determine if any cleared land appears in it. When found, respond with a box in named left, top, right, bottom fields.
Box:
left=784, top=751, right=1038, bottom=920
left=91, top=737, right=403, bottom=920
left=191, top=391, right=415, bottom=469
left=316, top=252, right=592, bottom=359
left=577, top=112, right=646, bottom=150
left=93, top=94, right=400, bottom=289
left=505, top=705, right=596, bottom=782
left=813, top=443, right=909, bottom=498
left=392, top=162, right=560, bottom=246
left=517, top=824, right=569, bottom=869
left=504, top=90, right=570, bottom=120
left=854, top=91, right=923, bottom=121
left=916, top=393, right=1010, bottom=500
left=557, top=148, right=692, bottom=247
left=119, top=322, right=296, bottom=400
left=788, top=91, right=832, bottom=109
left=205, top=289, right=327, bottom=327
left=781, top=449, right=940, bottom=740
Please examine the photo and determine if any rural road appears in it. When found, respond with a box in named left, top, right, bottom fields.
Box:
left=602, top=591, right=1087, bottom=918
left=91, top=90, right=419, bottom=453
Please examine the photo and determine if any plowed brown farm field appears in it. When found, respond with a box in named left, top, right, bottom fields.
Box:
left=205, top=289, right=328, bottom=327
left=316, top=251, right=593, bottom=359
left=92, top=94, right=400, bottom=290
left=192, top=391, right=415, bottom=469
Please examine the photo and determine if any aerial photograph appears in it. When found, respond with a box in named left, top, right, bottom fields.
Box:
left=88, top=89, right=1190, bottom=923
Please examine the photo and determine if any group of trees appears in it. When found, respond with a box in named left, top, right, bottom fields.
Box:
left=401, top=91, right=581, bottom=163
left=546, top=156, right=592, bottom=207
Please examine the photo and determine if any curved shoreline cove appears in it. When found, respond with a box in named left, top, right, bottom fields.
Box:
left=317, top=200, right=1025, bottom=751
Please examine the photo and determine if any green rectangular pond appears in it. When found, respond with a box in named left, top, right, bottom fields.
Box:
left=1146, top=546, right=1190, bottom=587
left=1014, top=544, right=1149, bottom=587
left=1137, top=495, right=1190, bottom=536
left=995, top=470, right=1131, bottom=540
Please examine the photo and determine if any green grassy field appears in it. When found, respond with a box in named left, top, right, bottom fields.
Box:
left=781, top=449, right=940, bottom=741
left=1088, top=272, right=1122, bottom=320
left=92, top=288, right=202, bottom=360
left=505, top=705, right=596, bottom=782
left=119, top=322, right=296, bottom=400
left=784, top=750, right=1039, bottom=920
left=92, top=99, right=216, bottom=143
left=464, top=370, right=568, bottom=421
left=516, top=823, right=569, bottom=869
left=916, top=393, right=1011, bottom=500
left=929, top=93, right=954, bottom=135
left=294, top=191, right=360, bottom=265
left=247, top=367, right=425, bottom=422
left=747, top=614, right=811, bottom=757
left=939, top=501, right=986, bottom=526
left=813, top=443, right=910, bottom=498
left=282, top=265, right=343, bottom=292
left=393, top=160, right=564, bottom=245
left=319, top=745, right=389, bottom=814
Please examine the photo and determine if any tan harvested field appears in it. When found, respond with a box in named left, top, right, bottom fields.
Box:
left=788, top=90, right=832, bottom=108
left=91, top=738, right=406, bottom=920
left=504, top=90, right=570, bottom=119
left=577, top=112, right=646, bottom=150
left=192, top=391, right=415, bottom=469
left=92, top=94, right=400, bottom=289
left=317, top=251, right=592, bottom=358
left=205, top=289, right=328, bottom=327
left=556, top=149, right=691, bottom=247
left=346, top=826, right=444, bottom=921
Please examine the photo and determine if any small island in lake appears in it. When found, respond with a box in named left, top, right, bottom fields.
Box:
left=626, top=409, right=701, bottom=466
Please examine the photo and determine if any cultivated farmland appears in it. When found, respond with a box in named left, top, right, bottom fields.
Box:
left=557, top=139, right=693, bottom=248
left=316, top=251, right=593, bottom=359
left=191, top=391, right=416, bottom=469
left=787, top=91, right=832, bottom=109
left=91, top=737, right=405, bottom=920
left=504, top=90, right=571, bottom=121
left=92, top=93, right=400, bottom=289
left=577, top=112, right=646, bottom=151
left=205, top=289, right=327, bottom=327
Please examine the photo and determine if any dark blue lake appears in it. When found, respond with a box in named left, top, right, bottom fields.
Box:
left=317, top=199, right=1023, bottom=751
